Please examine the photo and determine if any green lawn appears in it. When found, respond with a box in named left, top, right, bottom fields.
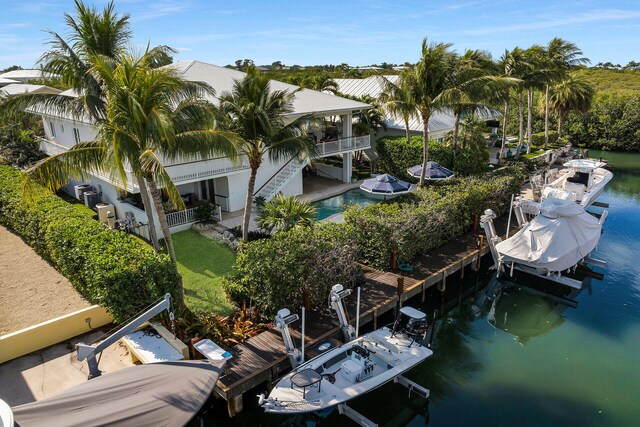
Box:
left=522, top=149, right=547, bottom=159
left=173, top=229, right=236, bottom=316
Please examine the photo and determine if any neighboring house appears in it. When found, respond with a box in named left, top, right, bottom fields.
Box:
left=1, top=84, right=62, bottom=97
left=333, top=75, right=500, bottom=143
left=0, top=69, right=55, bottom=83
left=0, top=77, right=20, bottom=87
left=34, top=60, right=372, bottom=236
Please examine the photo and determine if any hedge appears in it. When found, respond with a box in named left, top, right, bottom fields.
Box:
left=530, top=130, right=559, bottom=147
left=224, top=164, right=526, bottom=313
left=376, top=136, right=488, bottom=178
left=0, top=165, right=180, bottom=322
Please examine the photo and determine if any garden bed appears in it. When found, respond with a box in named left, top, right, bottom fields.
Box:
left=0, top=225, right=90, bottom=334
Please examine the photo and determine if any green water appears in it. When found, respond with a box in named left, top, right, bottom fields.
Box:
left=313, top=189, right=380, bottom=220
left=204, top=151, right=640, bottom=426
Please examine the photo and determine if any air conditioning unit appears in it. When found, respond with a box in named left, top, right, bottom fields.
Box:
left=96, top=203, right=116, bottom=228
left=84, top=191, right=101, bottom=209
left=74, top=184, right=93, bottom=201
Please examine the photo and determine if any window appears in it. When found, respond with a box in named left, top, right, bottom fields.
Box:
left=61, top=124, right=64, bottom=132
left=49, top=122, right=56, bottom=137
left=73, top=128, right=81, bottom=144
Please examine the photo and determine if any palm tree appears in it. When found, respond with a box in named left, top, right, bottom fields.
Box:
left=546, top=72, right=594, bottom=138
left=523, top=45, right=548, bottom=154
left=257, top=194, right=316, bottom=233
left=542, top=38, right=589, bottom=148
left=5, top=0, right=175, bottom=252
left=409, top=38, right=456, bottom=187
left=302, top=75, right=339, bottom=95
left=379, top=72, right=417, bottom=143
left=501, top=47, right=531, bottom=158
left=218, top=67, right=316, bottom=242
left=22, top=52, right=239, bottom=274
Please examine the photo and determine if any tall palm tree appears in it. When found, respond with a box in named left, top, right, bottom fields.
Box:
left=22, top=52, right=239, bottom=274
left=379, top=72, right=417, bottom=143
left=436, top=49, right=516, bottom=160
left=6, top=0, right=175, bottom=252
left=523, top=45, right=548, bottom=154
left=409, top=38, right=456, bottom=187
left=496, top=49, right=522, bottom=163
left=501, top=47, right=531, bottom=158
left=546, top=72, right=594, bottom=138
left=542, top=38, right=589, bottom=148
left=218, top=67, right=316, bottom=242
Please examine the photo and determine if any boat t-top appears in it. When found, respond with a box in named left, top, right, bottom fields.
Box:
left=541, top=159, right=612, bottom=208
left=259, top=285, right=433, bottom=418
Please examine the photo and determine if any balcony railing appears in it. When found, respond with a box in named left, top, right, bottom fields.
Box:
left=165, top=155, right=249, bottom=184
left=315, top=135, right=370, bottom=157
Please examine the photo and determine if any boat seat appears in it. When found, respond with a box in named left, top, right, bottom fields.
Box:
left=564, top=181, right=585, bottom=194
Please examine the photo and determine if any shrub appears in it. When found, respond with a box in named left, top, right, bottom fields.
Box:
left=224, top=222, right=361, bottom=317
left=0, top=165, right=179, bottom=322
left=193, top=200, right=217, bottom=222
left=376, top=136, right=487, bottom=178
left=530, top=130, right=559, bottom=147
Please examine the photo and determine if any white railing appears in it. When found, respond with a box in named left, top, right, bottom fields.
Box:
left=166, top=205, right=222, bottom=227
left=165, top=155, right=249, bottom=184
left=214, top=194, right=230, bottom=212
left=254, top=158, right=306, bottom=201
left=316, top=135, right=370, bottom=158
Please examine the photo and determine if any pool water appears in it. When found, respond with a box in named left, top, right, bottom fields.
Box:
left=313, top=189, right=380, bottom=220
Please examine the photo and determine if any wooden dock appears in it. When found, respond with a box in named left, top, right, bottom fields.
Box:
left=214, top=227, right=496, bottom=416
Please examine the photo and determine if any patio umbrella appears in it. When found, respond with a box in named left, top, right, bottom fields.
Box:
left=407, top=162, right=454, bottom=180
left=360, top=174, right=412, bottom=195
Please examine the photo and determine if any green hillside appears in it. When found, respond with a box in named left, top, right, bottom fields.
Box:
left=581, top=68, right=640, bottom=96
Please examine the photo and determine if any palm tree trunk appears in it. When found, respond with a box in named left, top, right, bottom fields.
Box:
left=419, top=112, right=430, bottom=188
left=526, top=88, right=533, bottom=154
left=242, top=166, right=259, bottom=242
left=453, top=112, right=461, bottom=160
left=499, top=101, right=509, bottom=163
left=135, top=175, right=161, bottom=252
left=404, top=117, right=410, bottom=144
left=544, top=85, right=550, bottom=149
left=516, top=92, right=524, bottom=158
left=558, top=112, right=564, bottom=139
left=145, top=177, right=177, bottom=265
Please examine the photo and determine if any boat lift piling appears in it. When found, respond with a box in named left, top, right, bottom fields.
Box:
left=330, top=284, right=357, bottom=342
left=275, top=309, right=301, bottom=369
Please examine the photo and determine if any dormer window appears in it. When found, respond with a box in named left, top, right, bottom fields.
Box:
left=49, top=122, right=56, bottom=137
left=73, top=128, right=81, bottom=144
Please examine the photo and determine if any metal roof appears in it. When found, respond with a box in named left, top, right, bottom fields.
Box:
left=171, top=60, right=371, bottom=117
left=333, top=75, right=499, bottom=134
left=0, top=84, right=62, bottom=97
left=0, top=69, right=56, bottom=80
left=0, top=77, right=19, bottom=86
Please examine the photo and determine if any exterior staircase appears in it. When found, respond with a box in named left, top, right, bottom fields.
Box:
left=253, top=157, right=307, bottom=202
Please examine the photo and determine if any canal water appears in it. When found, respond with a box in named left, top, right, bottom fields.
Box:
left=205, top=151, right=640, bottom=427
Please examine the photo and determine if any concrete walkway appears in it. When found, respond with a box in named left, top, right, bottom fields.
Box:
left=0, top=330, right=133, bottom=407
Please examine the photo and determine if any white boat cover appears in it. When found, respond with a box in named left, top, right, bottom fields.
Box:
left=496, top=198, right=601, bottom=273
left=11, top=360, right=225, bottom=427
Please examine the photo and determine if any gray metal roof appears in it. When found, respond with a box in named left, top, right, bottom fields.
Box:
left=171, top=60, right=371, bottom=117
left=333, top=75, right=499, bottom=133
left=0, top=69, right=56, bottom=80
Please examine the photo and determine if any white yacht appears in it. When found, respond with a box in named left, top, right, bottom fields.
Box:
left=259, top=307, right=433, bottom=415
left=541, top=159, right=613, bottom=208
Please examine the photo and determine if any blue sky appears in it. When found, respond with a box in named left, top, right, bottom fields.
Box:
left=1, top=0, right=639, bottom=70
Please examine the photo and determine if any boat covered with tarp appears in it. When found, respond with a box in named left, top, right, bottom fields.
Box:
left=8, top=360, right=225, bottom=427
left=495, top=198, right=602, bottom=274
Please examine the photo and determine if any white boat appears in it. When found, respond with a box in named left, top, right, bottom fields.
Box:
left=260, top=307, right=433, bottom=414
left=541, top=159, right=612, bottom=207
left=480, top=197, right=607, bottom=289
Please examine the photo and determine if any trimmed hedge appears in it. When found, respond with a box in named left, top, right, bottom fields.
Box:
left=0, top=165, right=179, bottom=322
left=531, top=130, right=559, bottom=147
left=344, top=166, right=526, bottom=269
left=376, top=136, right=488, bottom=178
left=224, top=164, right=527, bottom=313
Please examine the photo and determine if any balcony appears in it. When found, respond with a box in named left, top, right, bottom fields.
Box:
left=164, top=155, right=249, bottom=184
left=315, top=135, right=370, bottom=158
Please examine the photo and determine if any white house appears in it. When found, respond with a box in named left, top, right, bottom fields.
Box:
left=0, top=69, right=55, bottom=83
left=333, top=75, right=500, bottom=143
left=34, top=60, right=372, bottom=237
left=1, top=84, right=62, bottom=97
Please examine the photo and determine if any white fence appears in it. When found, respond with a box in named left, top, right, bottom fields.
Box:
left=316, top=135, right=370, bottom=158
left=165, top=155, right=249, bottom=184
left=166, top=205, right=222, bottom=228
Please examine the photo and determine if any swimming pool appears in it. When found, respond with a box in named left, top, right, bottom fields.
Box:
left=313, top=189, right=380, bottom=220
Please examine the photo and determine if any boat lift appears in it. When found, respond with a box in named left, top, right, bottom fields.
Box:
left=271, top=285, right=432, bottom=427
left=76, top=293, right=174, bottom=379
left=480, top=201, right=607, bottom=290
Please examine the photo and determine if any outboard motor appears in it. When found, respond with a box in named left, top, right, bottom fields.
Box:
left=391, top=306, right=430, bottom=346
